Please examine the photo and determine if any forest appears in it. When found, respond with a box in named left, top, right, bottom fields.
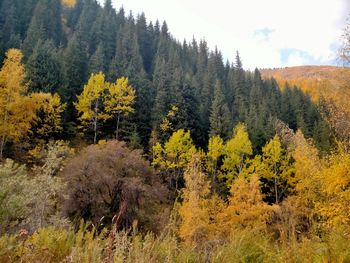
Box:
left=0, top=0, right=350, bottom=262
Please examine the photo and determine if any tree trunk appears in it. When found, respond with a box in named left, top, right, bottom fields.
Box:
left=274, top=177, right=278, bottom=204
left=93, top=100, right=99, bottom=144
left=0, top=135, right=5, bottom=160
left=93, top=118, right=97, bottom=144
left=116, top=113, right=121, bottom=140
left=274, top=163, right=278, bottom=204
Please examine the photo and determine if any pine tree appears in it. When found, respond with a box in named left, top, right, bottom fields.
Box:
left=22, top=0, right=62, bottom=57
left=176, top=75, right=203, bottom=146
left=26, top=39, right=62, bottom=93
left=152, top=57, right=171, bottom=127
left=209, top=80, right=231, bottom=139
left=246, top=69, right=266, bottom=150
left=136, top=12, right=153, bottom=74
left=0, top=0, right=20, bottom=62
left=232, top=51, right=247, bottom=122
left=61, top=34, right=88, bottom=102
left=100, top=0, right=117, bottom=64
left=88, top=43, right=104, bottom=75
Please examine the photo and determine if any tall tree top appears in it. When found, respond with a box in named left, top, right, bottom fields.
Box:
left=235, top=51, right=243, bottom=69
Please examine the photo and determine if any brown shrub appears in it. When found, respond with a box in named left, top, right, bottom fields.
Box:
left=62, top=140, right=169, bottom=232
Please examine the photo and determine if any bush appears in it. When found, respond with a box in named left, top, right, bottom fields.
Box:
left=62, top=140, right=169, bottom=232
left=0, top=160, right=31, bottom=235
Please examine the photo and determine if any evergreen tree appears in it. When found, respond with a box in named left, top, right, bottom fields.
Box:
left=136, top=13, right=153, bottom=74
left=26, top=39, right=62, bottom=93
left=88, top=43, right=104, bottom=75
left=152, top=57, right=171, bottom=127
left=61, top=34, right=88, bottom=102
left=232, top=51, right=247, bottom=122
left=0, top=0, right=18, bottom=61
left=209, top=80, right=231, bottom=140
left=22, top=0, right=62, bottom=57
left=200, top=51, right=217, bottom=137
left=89, top=0, right=117, bottom=70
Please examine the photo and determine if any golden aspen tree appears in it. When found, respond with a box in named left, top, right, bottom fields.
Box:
left=207, top=135, right=224, bottom=184
left=31, top=93, right=66, bottom=139
left=104, top=77, right=136, bottom=140
left=260, top=135, right=294, bottom=204
left=316, top=152, right=350, bottom=227
left=61, top=0, right=76, bottom=7
left=179, top=154, right=211, bottom=245
left=153, top=129, right=196, bottom=170
left=75, top=72, right=109, bottom=144
left=152, top=129, right=196, bottom=188
left=291, top=130, right=321, bottom=199
left=159, top=105, right=178, bottom=133
left=217, top=175, right=272, bottom=237
left=0, top=49, right=37, bottom=158
left=220, top=123, right=253, bottom=185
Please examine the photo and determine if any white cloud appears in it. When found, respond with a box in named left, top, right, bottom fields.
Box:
left=106, top=0, right=348, bottom=69
left=285, top=52, right=307, bottom=67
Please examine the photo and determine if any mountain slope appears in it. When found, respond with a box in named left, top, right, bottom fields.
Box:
left=260, top=66, right=350, bottom=110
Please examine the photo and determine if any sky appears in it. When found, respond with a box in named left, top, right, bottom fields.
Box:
left=106, top=0, right=349, bottom=70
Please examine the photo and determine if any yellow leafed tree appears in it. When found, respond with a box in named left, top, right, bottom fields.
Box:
left=217, top=175, right=273, bottom=238
left=179, top=154, right=211, bottom=245
left=61, top=0, right=76, bottom=7
left=152, top=129, right=196, bottom=188
left=31, top=93, right=66, bottom=139
left=0, top=49, right=37, bottom=158
left=105, top=77, right=136, bottom=140
left=316, top=152, right=350, bottom=227
left=75, top=72, right=109, bottom=144
left=207, top=135, right=224, bottom=185
left=260, top=135, right=294, bottom=204
left=153, top=129, right=196, bottom=170
left=220, top=123, right=253, bottom=185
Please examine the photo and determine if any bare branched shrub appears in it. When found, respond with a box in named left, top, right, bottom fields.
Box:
left=62, top=140, right=169, bottom=232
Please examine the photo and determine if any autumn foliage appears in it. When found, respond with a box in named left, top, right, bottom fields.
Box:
left=0, top=49, right=65, bottom=159
left=1, top=0, right=350, bottom=260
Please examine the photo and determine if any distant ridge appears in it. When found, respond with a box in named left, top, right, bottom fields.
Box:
left=260, top=66, right=350, bottom=111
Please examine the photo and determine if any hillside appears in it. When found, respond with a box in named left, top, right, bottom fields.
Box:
left=2, top=1, right=350, bottom=262
left=261, top=66, right=350, bottom=110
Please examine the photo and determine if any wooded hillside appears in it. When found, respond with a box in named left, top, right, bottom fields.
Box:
left=1, top=0, right=350, bottom=262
